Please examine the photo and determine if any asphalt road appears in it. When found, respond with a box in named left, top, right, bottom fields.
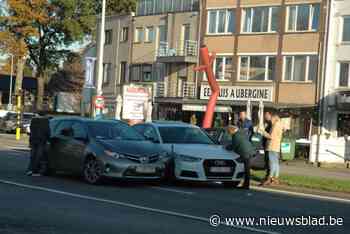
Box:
left=0, top=142, right=349, bottom=234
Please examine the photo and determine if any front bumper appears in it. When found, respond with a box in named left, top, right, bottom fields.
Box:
left=174, top=159, right=245, bottom=182
left=100, top=157, right=166, bottom=180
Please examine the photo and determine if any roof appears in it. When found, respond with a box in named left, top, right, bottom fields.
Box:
left=149, top=121, right=197, bottom=128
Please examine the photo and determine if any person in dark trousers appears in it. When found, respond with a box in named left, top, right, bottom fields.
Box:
left=262, top=111, right=273, bottom=181
left=226, top=126, right=256, bottom=189
left=237, top=111, right=254, bottom=140
left=26, top=116, right=50, bottom=176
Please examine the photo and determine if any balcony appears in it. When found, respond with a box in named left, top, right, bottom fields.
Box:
left=157, top=40, right=198, bottom=64
left=154, top=81, right=196, bottom=98
left=336, top=90, right=350, bottom=110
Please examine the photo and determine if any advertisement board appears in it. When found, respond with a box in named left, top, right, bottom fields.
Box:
left=122, top=86, right=149, bottom=120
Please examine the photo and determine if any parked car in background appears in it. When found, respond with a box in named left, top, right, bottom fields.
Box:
left=0, top=112, right=36, bottom=134
left=45, top=117, right=169, bottom=184
left=134, top=121, right=245, bottom=187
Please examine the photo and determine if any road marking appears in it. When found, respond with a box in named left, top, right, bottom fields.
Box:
left=252, top=186, right=350, bottom=204
left=0, top=179, right=279, bottom=234
left=151, top=186, right=195, bottom=195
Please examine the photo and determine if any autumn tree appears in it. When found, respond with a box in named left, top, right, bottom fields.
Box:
left=0, top=0, right=135, bottom=110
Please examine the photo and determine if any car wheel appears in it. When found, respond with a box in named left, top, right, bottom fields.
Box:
left=223, top=181, right=240, bottom=188
left=83, top=157, right=103, bottom=185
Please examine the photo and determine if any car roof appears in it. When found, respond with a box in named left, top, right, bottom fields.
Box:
left=50, top=117, right=127, bottom=125
left=142, top=121, right=198, bottom=128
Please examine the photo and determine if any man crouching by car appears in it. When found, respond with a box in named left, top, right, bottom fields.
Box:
left=226, top=126, right=256, bottom=189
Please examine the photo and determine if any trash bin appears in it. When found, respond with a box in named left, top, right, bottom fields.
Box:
left=281, top=131, right=296, bottom=161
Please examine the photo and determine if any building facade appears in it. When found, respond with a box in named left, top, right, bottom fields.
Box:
left=322, top=0, right=350, bottom=138
left=98, top=0, right=331, bottom=141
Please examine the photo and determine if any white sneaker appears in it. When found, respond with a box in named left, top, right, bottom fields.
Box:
left=26, top=171, right=33, bottom=176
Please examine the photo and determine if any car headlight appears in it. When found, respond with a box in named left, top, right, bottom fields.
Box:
left=104, top=150, right=126, bottom=159
left=176, top=154, right=202, bottom=162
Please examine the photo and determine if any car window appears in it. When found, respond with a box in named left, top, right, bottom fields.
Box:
left=158, top=127, right=214, bottom=144
left=88, top=122, right=145, bottom=141
left=71, top=121, right=87, bottom=139
left=54, top=121, right=72, bottom=136
left=144, top=126, right=159, bottom=141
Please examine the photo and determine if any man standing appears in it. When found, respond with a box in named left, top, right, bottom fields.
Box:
left=27, top=116, right=50, bottom=176
left=227, top=126, right=256, bottom=189
left=260, top=114, right=283, bottom=185
left=262, top=111, right=273, bottom=180
left=237, top=111, right=254, bottom=140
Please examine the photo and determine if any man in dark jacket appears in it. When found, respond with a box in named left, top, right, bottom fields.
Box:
left=27, top=116, right=50, bottom=176
left=226, top=126, right=256, bottom=189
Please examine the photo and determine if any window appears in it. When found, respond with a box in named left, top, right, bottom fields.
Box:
left=55, top=121, right=72, bottom=137
left=134, top=27, right=144, bottom=42
left=103, top=63, right=112, bottom=84
left=342, top=16, right=350, bottom=42
left=213, top=56, right=233, bottom=80
left=131, top=65, right=141, bottom=81
left=207, top=9, right=235, bottom=34
left=286, top=4, right=320, bottom=32
left=283, top=55, right=318, bottom=82
left=339, top=62, right=350, bottom=87
left=120, top=27, right=129, bottom=42
left=338, top=114, right=350, bottom=137
left=242, top=7, right=279, bottom=33
left=142, top=65, right=152, bottom=81
left=104, top=30, right=112, bottom=45
left=72, top=122, right=87, bottom=139
left=145, top=27, right=155, bottom=42
left=239, top=56, right=276, bottom=81
left=137, top=0, right=199, bottom=16
left=158, top=25, right=167, bottom=42
left=119, top=62, right=127, bottom=84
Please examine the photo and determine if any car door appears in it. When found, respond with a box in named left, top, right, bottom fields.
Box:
left=49, top=120, right=73, bottom=171
left=68, top=121, right=88, bottom=173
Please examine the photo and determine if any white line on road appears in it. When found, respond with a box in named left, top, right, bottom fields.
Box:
left=150, top=186, right=195, bottom=195
left=252, top=186, right=350, bottom=204
left=0, top=179, right=279, bottom=234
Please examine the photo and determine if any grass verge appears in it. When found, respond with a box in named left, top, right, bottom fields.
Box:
left=251, top=171, right=350, bottom=194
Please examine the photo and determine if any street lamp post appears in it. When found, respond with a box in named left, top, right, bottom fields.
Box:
left=7, top=54, right=14, bottom=110
left=95, top=0, right=106, bottom=118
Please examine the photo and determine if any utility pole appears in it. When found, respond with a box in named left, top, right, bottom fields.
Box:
left=7, top=54, right=14, bottom=110
left=95, top=0, right=106, bottom=118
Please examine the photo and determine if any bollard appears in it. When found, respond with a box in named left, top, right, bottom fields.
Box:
left=16, top=95, right=21, bottom=141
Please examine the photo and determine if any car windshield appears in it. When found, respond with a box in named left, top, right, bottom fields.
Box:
left=158, top=126, right=214, bottom=144
left=88, top=122, right=145, bottom=141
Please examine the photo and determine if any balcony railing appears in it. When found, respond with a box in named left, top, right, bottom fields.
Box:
left=154, top=81, right=196, bottom=98
left=157, top=40, right=198, bottom=57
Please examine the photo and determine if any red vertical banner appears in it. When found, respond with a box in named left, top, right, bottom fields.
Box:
left=194, top=45, right=220, bottom=129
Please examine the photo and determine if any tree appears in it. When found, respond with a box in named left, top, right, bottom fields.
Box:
left=47, top=52, right=84, bottom=97
left=0, top=0, right=135, bottom=111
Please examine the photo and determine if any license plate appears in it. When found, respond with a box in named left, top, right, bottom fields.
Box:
left=136, top=166, right=156, bottom=174
left=209, top=167, right=232, bottom=173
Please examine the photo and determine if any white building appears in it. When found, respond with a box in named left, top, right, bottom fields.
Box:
left=311, top=0, right=350, bottom=164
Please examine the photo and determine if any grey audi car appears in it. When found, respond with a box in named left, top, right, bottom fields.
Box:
left=46, top=117, right=169, bottom=184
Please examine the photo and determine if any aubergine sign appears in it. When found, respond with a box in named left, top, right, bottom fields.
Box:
left=200, top=85, right=273, bottom=102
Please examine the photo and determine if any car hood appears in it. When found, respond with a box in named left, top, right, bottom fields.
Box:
left=172, top=144, right=239, bottom=160
left=98, top=139, right=162, bottom=157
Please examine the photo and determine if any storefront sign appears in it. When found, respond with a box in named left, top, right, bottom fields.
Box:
left=200, top=85, right=273, bottom=102
left=94, top=95, right=105, bottom=109
left=122, top=85, right=149, bottom=120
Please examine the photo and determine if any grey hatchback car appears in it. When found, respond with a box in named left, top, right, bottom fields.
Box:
left=46, top=117, right=169, bottom=184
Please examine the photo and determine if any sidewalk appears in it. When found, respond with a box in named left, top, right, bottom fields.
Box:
left=280, top=159, right=350, bottom=181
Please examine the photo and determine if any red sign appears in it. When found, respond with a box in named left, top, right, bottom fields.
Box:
left=95, top=96, right=105, bottom=109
